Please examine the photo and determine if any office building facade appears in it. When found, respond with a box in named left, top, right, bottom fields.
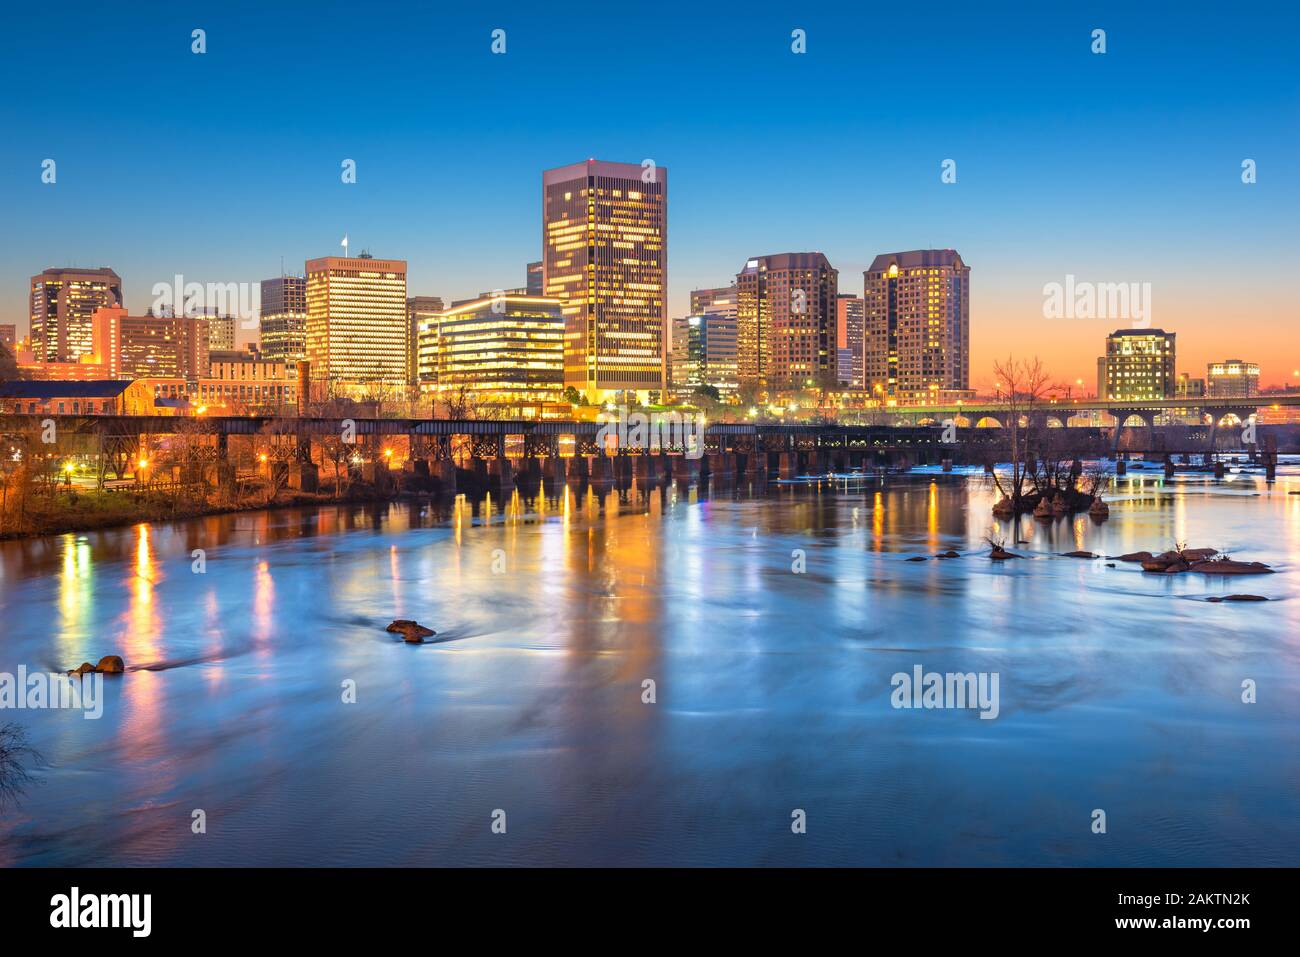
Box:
left=304, top=254, right=408, bottom=383
left=29, top=267, right=122, bottom=363
left=543, top=159, right=667, bottom=402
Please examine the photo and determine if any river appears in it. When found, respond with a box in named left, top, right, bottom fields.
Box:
left=1, top=463, right=1298, bottom=866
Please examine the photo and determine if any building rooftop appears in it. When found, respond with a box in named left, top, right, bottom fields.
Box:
left=0, top=380, right=131, bottom=399
left=866, top=249, right=966, bottom=272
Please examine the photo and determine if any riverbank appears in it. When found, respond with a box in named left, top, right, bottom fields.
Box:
left=0, top=483, right=418, bottom=540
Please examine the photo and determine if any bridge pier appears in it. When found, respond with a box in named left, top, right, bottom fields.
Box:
left=778, top=452, right=798, bottom=480
left=489, top=456, right=514, bottom=489
left=288, top=462, right=319, bottom=492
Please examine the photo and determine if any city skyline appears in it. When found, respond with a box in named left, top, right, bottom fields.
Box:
left=1, top=3, right=1296, bottom=387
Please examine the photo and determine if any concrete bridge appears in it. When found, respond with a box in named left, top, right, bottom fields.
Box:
left=856, top=394, right=1297, bottom=431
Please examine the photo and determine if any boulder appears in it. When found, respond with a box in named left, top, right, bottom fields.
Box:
left=935, top=550, right=961, bottom=559
left=1206, top=594, right=1269, bottom=602
left=1117, top=551, right=1152, bottom=563
left=1189, top=560, right=1274, bottom=576
left=1062, top=551, right=1097, bottom=559
left=387, top=620, right=437, bottom=642
left=992, top=497, right=1015, bottom=517
left=990, top=547, right=1023, bottom=560
left=1033, top=498, right=1054, bottom=519
left=906, top=556, right=929, bottom=562
left=69, top=662, right=96, bottom=676
left=95, top=655, right=125, bottom=674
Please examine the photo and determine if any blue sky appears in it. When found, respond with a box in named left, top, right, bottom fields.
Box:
left=1, top=0, right=1296, bottom=382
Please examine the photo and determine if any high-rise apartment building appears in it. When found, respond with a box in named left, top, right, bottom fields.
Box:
left=1097, top=329, right=1176, bottom=401
left=836, top=294, right=865, bottom=388
left=260, top=276, right=307, bottom=361
left=863, top=250, right=970, bottom=402
left=734, top=253, right=838, bottom=393
left=542, top=159, right=667, bottom=402
left=304, top=253, right=408, bottom=383
left=0, top=324, right=15, bottom=350
left=407, top=296, right=444, bottom=389
left=29, top=267, right=122, bottom=362
left=91, top=305, right=210, bottom=379
left=1206, top=359, right=1259, bottom=398
left=434, top=294, right=565, bottom=416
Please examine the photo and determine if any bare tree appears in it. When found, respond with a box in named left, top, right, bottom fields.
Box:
left=990, top=356, right=1056, bottom=514
left=0, top=722, right=41, bottom=811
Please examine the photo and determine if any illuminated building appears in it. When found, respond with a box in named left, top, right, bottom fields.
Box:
left=434, top=294, right=564, bottom=416
left=260, top=276, right=307, bottom=360
left=670, top=313, right=739, bottom=400
left=526, top=261, right=544, bottom=296
left=734, top=253, right=838, bottom=393
left=1176, top=373, right=1205, bottom=398
left=204, top=313, right=237, bottom=352
left=91, top=305, right=210, bottom=379
left=1097, top=329, right=1176, bottom=400
left=863, top=250, right=970, bottom=402
left=408, top=296, right=445, bottom=389
left=836, top=294, right=864, bottom=388
left=29, top=267, right=122, bottom=363
left=1206, top=359, right=1259, bottom=398
left=0, top=324, right=15, bottom=350
left=304, top=253, right=408, bottom=384
left=690, top=285, right=739, bottom=322
left=542, top=159, right=667, bottom=403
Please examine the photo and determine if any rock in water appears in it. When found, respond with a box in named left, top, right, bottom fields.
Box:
left=1190, top=560, right=1274, bottom=576
left=69, top=662, right=96, bottom=676
left=95, top=655, right=125, bottom=674
left=387, top=620, right=437, bottom=643
left=1062, top=551, right=1097, bottom=559
left=1207, top=594, right=1269, bottom=602
left=990, top=547, right=1023, bottom=561
left=906, top=556, right=929, bottom=562
left=1117, top=551, right=1152, bottom=563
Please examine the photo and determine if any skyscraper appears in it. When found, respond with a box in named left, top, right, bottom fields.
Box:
left=260, top=275, right=307, bottom=361
left=734, top=253, right=838, bottom=393
left=835, top=294, right=865, bottom=388
left=304, top=253, right=408, bottom=383
left=29, top=267, right=122, bottom=362
left=1097, top=329, right=1176, bottom=400
left=863, top=249, right=970, bottom=403
left=542, top=159, right=667, bottom=403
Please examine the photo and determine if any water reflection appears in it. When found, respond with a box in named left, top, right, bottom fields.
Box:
left=0, top=469, right=1298, bottom=865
